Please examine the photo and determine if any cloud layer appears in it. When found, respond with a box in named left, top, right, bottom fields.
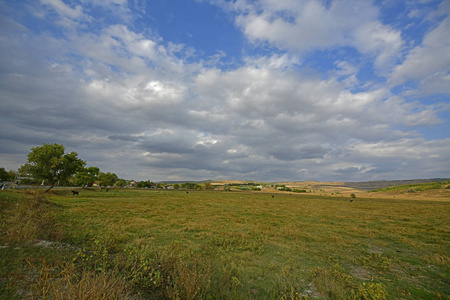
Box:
left=0, top=0, right=449, bottom=181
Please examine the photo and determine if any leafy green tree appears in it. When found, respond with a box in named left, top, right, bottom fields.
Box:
left=98, top=171, right=118, bottom=188
left=115, top=179, right=127, bottom=187
left=76, top=166, right=100, bottom=187
left=137, top=180, right=152, bottom=188
left=173, top=183, right=180, bottom=190
left=20, top=143, right=85, bottom=192
left=204, top=182, right=214, bottom=190
left=7, top=170, right=16, bottom=181
left=0, top=167, right=9, bottom=181
left=181, top=182, right=203, bottom=190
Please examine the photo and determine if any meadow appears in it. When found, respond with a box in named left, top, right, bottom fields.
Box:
left=1, top=187, right=449, bottom=299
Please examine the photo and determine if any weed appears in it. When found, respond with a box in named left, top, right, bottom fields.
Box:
left=165, top=257, right=211, bottom=300
left=358, top=253, right=392, bottom=272
left=355, top=282, right=388, bottom=300
left=118, top=245, right=162, bottom=291
left=311, top=265, right=388, bottom=299
left=2, top=190, right=62, bottom=244
left=422, top=252, right=450, bottom=266
left=28, top=260, right=131, bottom=299
left=277, top=266, right=310, bottom=299
left=311, top=264, right=357, bottom=299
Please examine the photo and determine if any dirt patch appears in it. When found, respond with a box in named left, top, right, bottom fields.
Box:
left=351, top=266, right=373, bottom=281
left=33, top=239, right=79, bottom=251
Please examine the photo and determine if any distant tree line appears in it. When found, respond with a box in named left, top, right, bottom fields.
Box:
left=0, top=168, right=16, bottom=181
left=2, top=143, right=121, bottom=192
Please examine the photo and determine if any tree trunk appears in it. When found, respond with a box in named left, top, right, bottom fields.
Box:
left=45, top=182, right=55, bottom=193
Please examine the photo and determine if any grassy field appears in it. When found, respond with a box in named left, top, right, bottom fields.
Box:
left=1, top=187, right=449, bottom=299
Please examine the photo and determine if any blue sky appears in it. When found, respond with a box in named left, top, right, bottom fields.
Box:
left=0, top=0, right=449, bottom=182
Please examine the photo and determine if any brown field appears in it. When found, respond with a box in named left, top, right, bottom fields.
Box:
left=1, top=181, right=449, bottom=299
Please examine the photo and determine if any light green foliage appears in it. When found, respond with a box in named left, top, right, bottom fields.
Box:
left=181, top=182, right=203, bottom=189
left=97, top=171, right=118, bottom=187
left=20, top=143, right=85, bottom=191
left=369, top=180, right=450, bottom=192
left=75, top=166, right=100, bottom=187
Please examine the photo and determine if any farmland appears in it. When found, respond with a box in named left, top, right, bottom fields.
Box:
left=1, top=185, right=449, bottom=299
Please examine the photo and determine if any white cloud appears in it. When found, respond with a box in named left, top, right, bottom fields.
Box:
left=390, top=16, right=450, bottom=95
left=352, top=21, right=403, bottom=72
left=40, top=0, right=84, bottom=19
left=233, top=0, right=402, bottom=73
left=0, top=0, right=448, bottom=182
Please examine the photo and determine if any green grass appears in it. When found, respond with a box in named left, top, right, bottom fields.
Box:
left=1, top=188, right=449, bottom=299
left=368, top=180, right=450, bottom=193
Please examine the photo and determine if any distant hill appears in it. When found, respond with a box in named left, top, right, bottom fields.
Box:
left=343, top=178, right=450, bottom=191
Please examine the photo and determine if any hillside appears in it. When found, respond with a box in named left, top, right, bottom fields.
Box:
left=342, top=178, right=450, bottom=190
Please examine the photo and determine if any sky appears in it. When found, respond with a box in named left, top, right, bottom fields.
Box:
left=0, top=0, right=449, bottom=182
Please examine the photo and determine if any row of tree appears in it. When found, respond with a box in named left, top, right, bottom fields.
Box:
left=0, top=168, right=16, bottom=181
left=13, top=143, right=119, bottom=192
left=3, top=143, right=219, bottom=193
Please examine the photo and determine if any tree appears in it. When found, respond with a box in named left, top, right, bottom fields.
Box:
left=98, top=171, right=118, bottom=188
left=75, top=166, right=100, bottom=187
left=20, top=143, right=85, bottom=192
left=137, top=180, right=152, bottom=188
left=181, top=182, right=202, bottom=190
left=115, top=179, right=127, bottom=187
left=0, top=167, right=8, bottom=181
left=7, top=170, right=16, bottom=181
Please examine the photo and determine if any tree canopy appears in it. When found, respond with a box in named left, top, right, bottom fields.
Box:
left=75, top=166, right=100, bottom=187
left=20, top=143, right=85, bottom=192
left=0, top=167, right=9, bottom=181
left=98, top=171, right=118, bottom=188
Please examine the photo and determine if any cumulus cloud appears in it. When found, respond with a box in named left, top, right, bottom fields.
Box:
left=0, top=0, right=448, bottom=182
left=232, top=0, right=403, bottom=73
left=390, top=16, right=450, bottom=96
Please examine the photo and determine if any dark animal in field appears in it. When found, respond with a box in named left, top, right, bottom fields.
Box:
left=71, top=190, right=79, bottom=196
left=106, top=188, right=109, bottom=192
left=350, top=199, right=353, bottom=202
left=272, top=195, right=274, bottom=198
left=186, top=191, right=189, bottom=194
